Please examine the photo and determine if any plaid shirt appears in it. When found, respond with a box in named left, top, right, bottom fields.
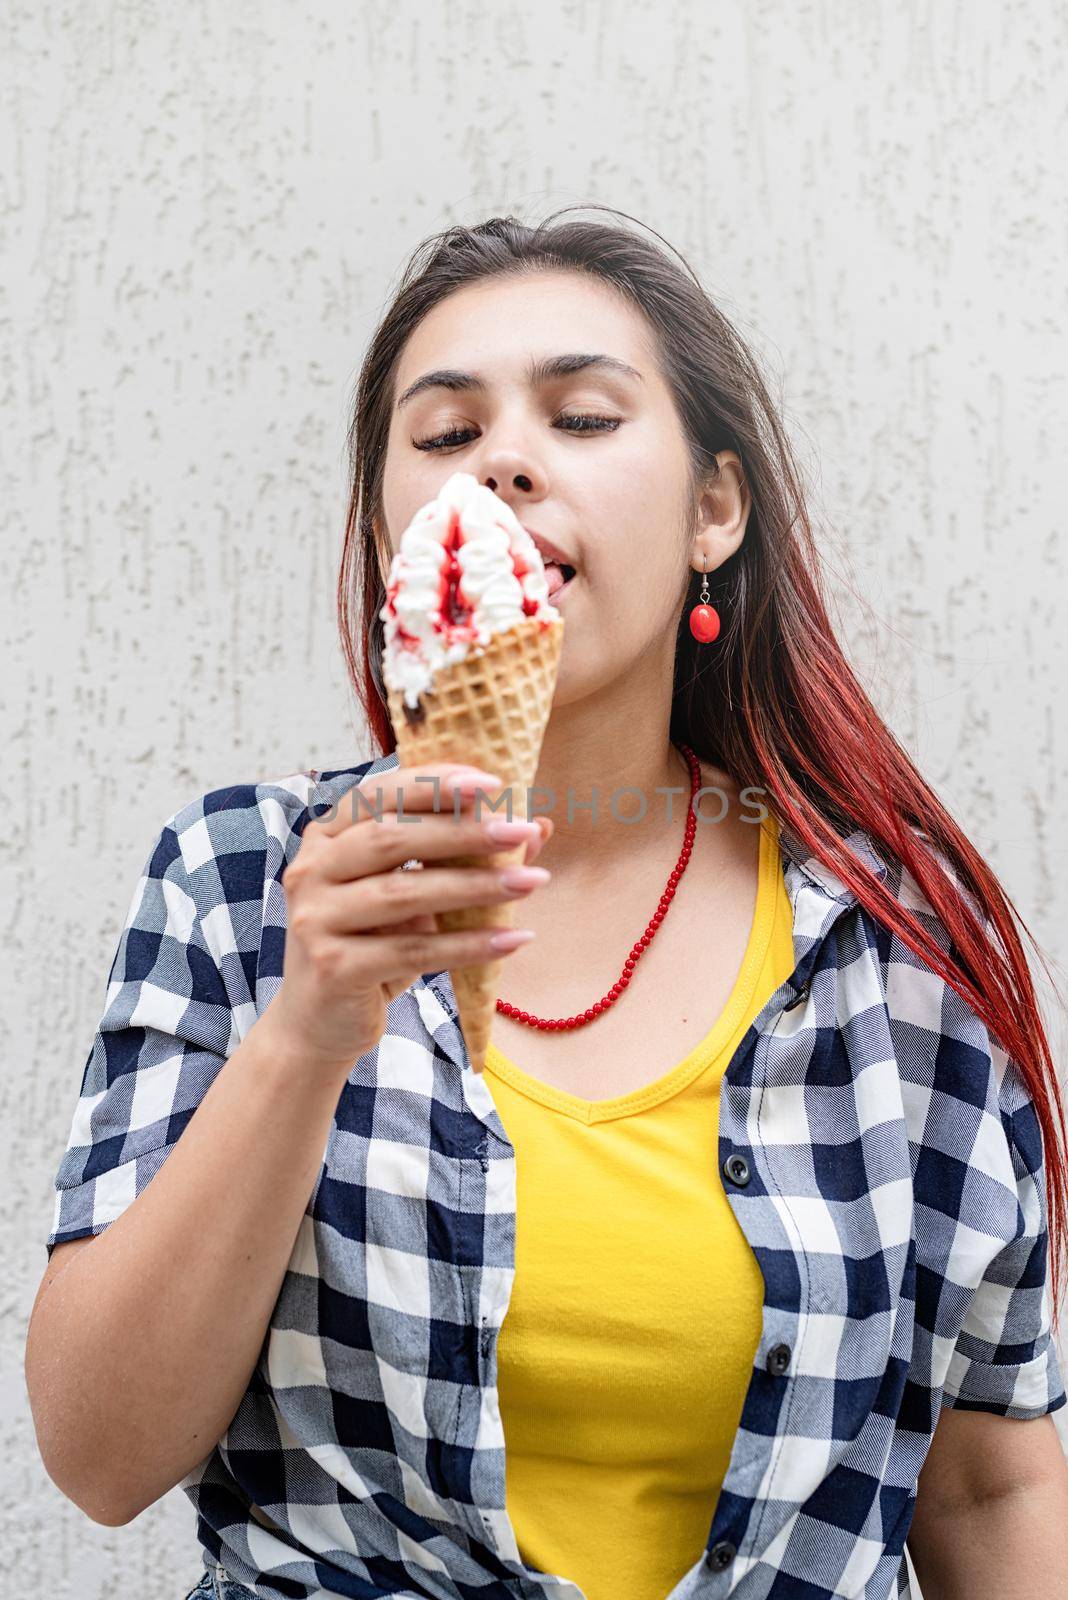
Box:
left=48, top=752, right=1065, bottom=1600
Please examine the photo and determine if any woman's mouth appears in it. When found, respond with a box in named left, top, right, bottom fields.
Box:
left=544, top=561, right=577, bottom=600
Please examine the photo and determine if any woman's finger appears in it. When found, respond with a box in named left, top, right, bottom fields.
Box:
left=379, top=911, right=439, bottom=1003
left=524, top=814, right=554, bottom=864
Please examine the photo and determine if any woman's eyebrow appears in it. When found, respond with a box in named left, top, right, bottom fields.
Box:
left=395, top=352, right=644, bottom=411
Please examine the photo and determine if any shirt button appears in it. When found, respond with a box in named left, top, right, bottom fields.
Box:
left=723, top=1153, right=751, bottom=1187
left=705, top=1540, right=737, bottom=1570
left=766, top=1342, right=792, bottom=1375
left=782, top=979, right=811, bottom=1010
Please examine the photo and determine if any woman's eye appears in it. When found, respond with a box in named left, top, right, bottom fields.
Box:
left=412, top=413, right=622, bottom=452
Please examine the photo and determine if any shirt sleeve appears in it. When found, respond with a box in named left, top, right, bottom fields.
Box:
left=46, top=813, right=236, bottom=1258
left=893, top=834, right=1067, bottom=1421
left=940, top=1049, right=1067, bottom=1420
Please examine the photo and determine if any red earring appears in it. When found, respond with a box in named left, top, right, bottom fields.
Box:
left=688, top=554, right=721, bottom=643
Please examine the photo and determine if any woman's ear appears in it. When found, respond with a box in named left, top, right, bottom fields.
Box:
left=693, top=451, right=750, bottom=570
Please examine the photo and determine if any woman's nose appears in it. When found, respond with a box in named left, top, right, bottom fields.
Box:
left=484, top=472, right=533, bottom=492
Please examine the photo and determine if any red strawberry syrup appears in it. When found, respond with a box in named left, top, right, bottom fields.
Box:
left=384, top=512, right=553, bottom=654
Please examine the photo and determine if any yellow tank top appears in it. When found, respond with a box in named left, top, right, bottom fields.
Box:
left=481, top=810, right=796, bottom=1600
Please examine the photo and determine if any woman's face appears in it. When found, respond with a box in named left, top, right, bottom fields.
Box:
left=378, top=269, right=740, bottom=705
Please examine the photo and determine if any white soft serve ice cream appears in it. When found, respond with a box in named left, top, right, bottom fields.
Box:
left=380, top=472, right=562, bottom=709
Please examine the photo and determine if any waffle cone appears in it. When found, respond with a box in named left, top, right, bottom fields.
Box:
left=386, top=615, right=564, bottom=1072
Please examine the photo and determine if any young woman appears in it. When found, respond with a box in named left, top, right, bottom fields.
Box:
left=27, top=208, right=1068, bottom=1600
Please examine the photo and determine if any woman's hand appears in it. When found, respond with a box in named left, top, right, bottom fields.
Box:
left=263, top=763, right=552, bottom=1082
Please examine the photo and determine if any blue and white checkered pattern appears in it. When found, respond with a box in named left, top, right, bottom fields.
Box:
left=48, top=752, right=1065, bottom=1600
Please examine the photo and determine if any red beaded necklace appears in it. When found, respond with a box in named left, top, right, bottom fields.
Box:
left=495, top=743, right=701, bottom=1032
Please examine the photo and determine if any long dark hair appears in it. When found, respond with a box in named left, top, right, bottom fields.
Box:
left=337, top=204, right=1068, bottom=1320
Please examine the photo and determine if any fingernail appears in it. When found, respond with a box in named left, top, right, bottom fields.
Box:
left=499, top=865, right=551, bottom=890
left=485, top=819, right=540, bottom=842
left=490, top=928, right=537, bottom=951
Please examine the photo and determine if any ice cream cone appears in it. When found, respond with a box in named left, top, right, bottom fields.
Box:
left=387, top=614, right=564, bottom=1071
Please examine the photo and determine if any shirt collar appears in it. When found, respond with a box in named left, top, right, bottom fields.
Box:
left=776, top=814, right=890, bottom=904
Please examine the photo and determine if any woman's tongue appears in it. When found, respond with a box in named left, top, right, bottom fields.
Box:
left=544, top=561, right=571, bottom=598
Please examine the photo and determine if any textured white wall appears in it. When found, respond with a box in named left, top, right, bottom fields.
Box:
left=5, top=2, right=1066, bottom=1594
